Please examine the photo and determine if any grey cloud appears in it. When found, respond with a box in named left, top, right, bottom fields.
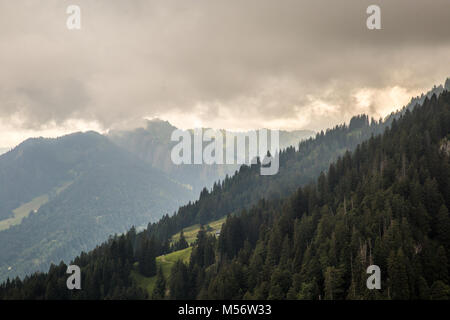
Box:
left=14, top=79, right=91, bottom=128
left=0, top=0, right=449, bottom=132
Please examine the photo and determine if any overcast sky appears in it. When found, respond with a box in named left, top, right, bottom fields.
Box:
left=1, top=0, right=450, bottom=148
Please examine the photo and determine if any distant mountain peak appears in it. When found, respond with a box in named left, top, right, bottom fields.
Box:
left=142, top=118, right=178, bottom=134
left=445, top=78, right=450, bottom=91
left=145, top=118, right=174, bottom=127
left=146, top=117, right=166, bottom=123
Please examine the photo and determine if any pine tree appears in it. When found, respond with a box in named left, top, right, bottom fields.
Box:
left=324, top=265, right=345, bottom=300
left=169, top=260, right=190, bottom=299
left=388, top=249, right=410, bottom=299
left=139, top=238, right=157, bottom=277
left=151, top=266, right=166, bottom=299
left=174, top=230, right=189, bottom=251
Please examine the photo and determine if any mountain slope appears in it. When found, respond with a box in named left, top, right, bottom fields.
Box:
left=143, top=114, right=388, bottom=241
left=2, top=87, right=448, bottom=300
left=0, top=112, right=393, bottom=299
left=108, top=120, right=315, bottom=194
left=189, top=91, right=450, bottom=299
left=0, top=132, right=193, bottom=281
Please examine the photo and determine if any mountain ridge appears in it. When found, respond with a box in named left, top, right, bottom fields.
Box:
left=2, top=89, right=448, bottom=299
left=0, top=131, right=194, bottom=281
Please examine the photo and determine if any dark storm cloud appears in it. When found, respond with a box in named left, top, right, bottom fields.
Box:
left=0, top=0, right=449, bottom=134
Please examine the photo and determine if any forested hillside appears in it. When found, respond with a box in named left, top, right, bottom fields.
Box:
left=0, top=113, right=392, bottom=299
left=2, top=90, right=448, bottom=300
left=0, top=132, right=194, bottom=282
left=174, top=91, right=450, bottom=299
left=144, top=114, right=388, bottom=241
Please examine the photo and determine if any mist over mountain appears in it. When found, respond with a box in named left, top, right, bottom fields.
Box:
left=180, top=89, right=450, bottom=300
left=385, top=78, right=450, bottom=123
left=0, top=132, right=194, bottom=281
left=1, top=0, right=450, bottom=305
left=108, top=120, right=315, bottom=194
left=0, top=121, right=313, bottom=282
left=0, top=109, right=387, bottom=287
left=3, top=86, right=448, bottom=299
left=0, top=80, right=448, bottom=296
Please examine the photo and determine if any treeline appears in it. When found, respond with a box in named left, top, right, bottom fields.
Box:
left=0, top=108, right=398, bottom=300
left=0, top=226, right=190, bottom=299
left=145, top=114, right=388, bottom=242
left=165, top=92, right=450, bottom=299
left=0, top=131, right=194, bottom=282
left=2, top=91, right=446, bottom=300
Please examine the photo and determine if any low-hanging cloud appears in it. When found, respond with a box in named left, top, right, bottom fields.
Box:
left=1, top=0, right=450, bottom=141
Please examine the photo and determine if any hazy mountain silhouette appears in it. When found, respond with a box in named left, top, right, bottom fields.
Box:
left=0, top=132, right=194, bottom=281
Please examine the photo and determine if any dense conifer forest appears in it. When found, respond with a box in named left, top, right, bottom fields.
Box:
left=176, top=92, right=450, bottom=299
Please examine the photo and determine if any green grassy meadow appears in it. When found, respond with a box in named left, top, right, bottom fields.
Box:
left=132, top=216, right=227, bottom=296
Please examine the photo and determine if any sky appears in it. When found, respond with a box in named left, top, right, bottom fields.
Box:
left=1, top=0, right=450, bottom=148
